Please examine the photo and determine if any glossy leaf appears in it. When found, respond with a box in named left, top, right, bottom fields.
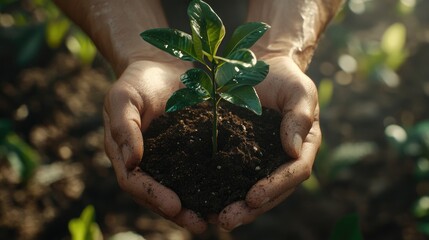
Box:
left=220, top=85, right=262, bottom=115
left=141, top=28, right=200, bottom=62
left=180, top=68, right=213, bottom=97
left=221, top=61, right=269, bottom=90
left=188, top=0, right=225, bottom=57
left=166, top=88, right=208, bottom=112
left=215, top=49, right=258, bottom=87
left=191, top=27, right=204, bottom=62
left=223, top=22, right=270, bottom=57
left=215, top=48, right=257, bottom=66
left=217, top=59, right=268, bottom=89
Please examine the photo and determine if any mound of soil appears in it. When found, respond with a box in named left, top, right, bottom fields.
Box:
left=140, top=102, right=290, bottom=218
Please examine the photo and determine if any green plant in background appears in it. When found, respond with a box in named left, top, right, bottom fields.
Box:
left=0, top=119, right=40, bottom=183
left=0, top=0, right=96, bottom=66
left=385, top=120, right=429, bottom=236
left=69, top=205, right=102, bottom=240
left=140, top=0, right=270, bottom=153
left=69, top=205, right=148, bottom=240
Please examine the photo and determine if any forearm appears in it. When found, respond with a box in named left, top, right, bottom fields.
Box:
left=247, top=0, right=343, bottom=70
left=53, top=0, right=171, bottom=74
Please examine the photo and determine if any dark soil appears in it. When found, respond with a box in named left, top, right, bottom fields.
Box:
left=141, top=102, right=288, bottom=217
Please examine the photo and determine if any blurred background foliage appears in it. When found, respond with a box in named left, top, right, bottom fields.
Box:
left=0, top=0, right=96, bottom=70
left=0, top=0, right=429, bottom=239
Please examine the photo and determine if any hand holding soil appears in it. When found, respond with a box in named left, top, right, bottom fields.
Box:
left=102, top=60, right=208, bottom=233
left=103, top=2, right=321, bottom=234
left=217, top=56, right=321, bottom=230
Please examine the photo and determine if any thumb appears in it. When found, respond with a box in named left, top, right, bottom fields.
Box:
left=105, top=83, right=144, bottom=169
left=280, top=75, right=318, bottom=158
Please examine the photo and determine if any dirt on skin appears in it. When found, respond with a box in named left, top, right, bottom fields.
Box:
left=140, top=102, right=290, bottom=218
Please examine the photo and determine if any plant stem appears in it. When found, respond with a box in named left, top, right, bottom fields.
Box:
left=211, top=61, right=218, bottom=154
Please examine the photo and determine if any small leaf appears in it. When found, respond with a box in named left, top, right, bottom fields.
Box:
left=141, top=28, right=200, bottom=62
left=215, top=48, right=257, bottom=66
left=46, top=18, right=70, bottom=49
left=217, top=60, right=268, bottom=89
left=223, top=22, right=270, bottom=57
left=180, top=68, right=213, bottom=97
left=188, top=0, right=225, bottom=57
left=215, top=49, right=259, bottom=87
left=166, top=88, right=208, bottom=112
left=220, top=85, right=262, bottom=115
left=66, top=31, right=97, bottom=65
left=226, top=60, right=268, bottom=88
left=69, top=205, right=102, bottom=240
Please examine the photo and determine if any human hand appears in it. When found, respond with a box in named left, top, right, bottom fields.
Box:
left=103, top=60, right=208, bottom=233
left=217, top=56, right=321, bottom=230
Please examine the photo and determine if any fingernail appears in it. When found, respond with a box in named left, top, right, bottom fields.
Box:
left=293, top=134, right=302, bottom=157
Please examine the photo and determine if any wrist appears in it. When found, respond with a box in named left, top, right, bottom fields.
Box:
left=55, top=0, right=178, bottom=75
left=247, top=0, right=343, bottom=71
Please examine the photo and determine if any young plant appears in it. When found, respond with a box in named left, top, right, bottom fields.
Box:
left=140, top=0, right=270, bottom=153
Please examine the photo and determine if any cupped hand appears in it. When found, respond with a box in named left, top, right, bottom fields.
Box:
left=103, top=60, right=208, bottom=233
left=217, top=56, right=322, bottom=230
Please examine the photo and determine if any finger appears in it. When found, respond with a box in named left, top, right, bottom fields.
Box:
left=105, top=82, right=144, bottom=170
left=246, top=115, right=321, bottom=208
left=218, top=188, right=295, bottom=231
left=172, top=209, right=208, bottom=234
left=104, top=110, right=181, bottom=217
left=280, top=76, right=318, bottom=158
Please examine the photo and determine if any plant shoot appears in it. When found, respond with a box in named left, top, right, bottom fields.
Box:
left=140, top=0, right=270, bottom=153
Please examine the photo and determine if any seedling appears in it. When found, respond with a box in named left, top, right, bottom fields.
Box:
left=141, top=0, right=270, bottom=153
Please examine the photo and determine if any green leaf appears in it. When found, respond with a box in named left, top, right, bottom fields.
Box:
left=226, top=60, right=269, bottom=88
left=191, top=27, right=204, bottom=62
left=217, top=60, right=268, bottom=89
left=4, top=133, right=40, bottom=183
left=215, top=49, right=259, bottom=87
left=329, top=213, right=363, bottom=240
left=69, top=205, right=102, bottom=240
left=66, top=31, right=97, bottom=65
left=188, top=0, right=225, bottom=57
left=141, top=28, right=201, bottom=62
left=166, top=88, right=208, bottom=112
left=223, top=22, right=270, bottom=57
left=180, top=68, right=213, bottom=97
left=215, top=48, right=257, bottom=66
left=46, top=18, right=70, bottom=49
left=220, top=85, right=262, bottom=115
